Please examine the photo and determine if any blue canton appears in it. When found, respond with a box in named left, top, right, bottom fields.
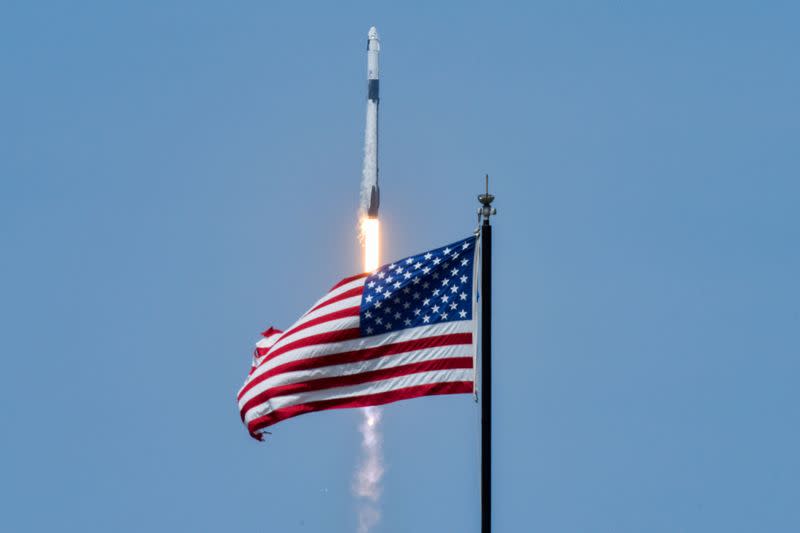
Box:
left=359, top=236, right=477, bottom=337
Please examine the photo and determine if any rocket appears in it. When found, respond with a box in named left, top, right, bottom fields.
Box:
left=363, top=26, right=381, bottom=218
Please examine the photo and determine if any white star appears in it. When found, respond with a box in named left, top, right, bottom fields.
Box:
left=442, top=278, right=449, bottom=286
left=389, top=263, right=396, bottom=270
left=384, top=305, right=392, bottom=313
left=432, top=272, right=440, bottom=279
left=406, top=258, right=414, bottom=264
left=451, top=268, right=459, bottom=276
left=433, top=289, right=440, bottom=296
left=442, top=295, right=450, bottom=303
left=443, top=247, right=451, bottom=255
left=432, top=305, right=440, bottom=313
left=424, top=253, right=433, bottom=260
left=459, top=310, right=467, bottom=318
left=368, top=281, right=376, bottom=288
left=386, top=275, right=394, bottom=283
left=423, top=298, right=431, bottom=306
left=375, top=301, right=382, bottom=308
left=396, top=266, right=404, bottom=274
left=403, top=302, right=411, bottom=309
left=376, top=317, right=383, bottom=324
left=383, top=291, right=392, bottom=299
left=404, top=319, right=412, bottom=326
left=433, top=257, right=441, bottom=265
left=385, top=322, right=392, bottom=329
left=393, top=282, right=401, bottom=289
left=375, top=286, right=383, bottom=294
left=414, top=262, right=422, bottom=269
left=423, top=315, right=430, bottom=323
left=414, top=308, right=421, bottom=316
left=365, top=295, right=373, bottom=303
left=403, top=272, right=412, bottom=279
left=422, top=266, right=431, bottom=274
left=451, top=285, right=459, bottom=293
left=461, top=259, right=469, bottom=266
left=441, top=312, right=448, bottom=319
left=413, top=292, right=421, bottom=299
left=378, top=271, right=385, bottom=279
left=450, top=302, right=458, bottom=310
left=462, top=242, right=470, bottom=250
left=412, top=277, right=421, bottom=285
left=365, top=311, right=372, bottom=318
left=403, top=286, right=411, bottom=294
left=394, top=312, right=401, bottom=320
left=459, top=292, right=467, bottom=301
left=460, top=275, right=468, bottom=283
left=452, top=252, right=459, bottom=259
left=423, top=282, right=430, bottom=289
left=366, top=327, right=374, bottom=334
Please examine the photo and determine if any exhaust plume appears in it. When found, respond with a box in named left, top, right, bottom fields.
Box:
left=355, top=406, right=384, bottom=533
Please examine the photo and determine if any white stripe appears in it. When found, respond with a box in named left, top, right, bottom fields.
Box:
left=245, top=368, right=473, bottom=423
left=291, top=296, right=361, bottom=330
left=264, top=315, right=360, bottom=356
left=239, top=343, right=473, bottom=411
left=302, top=276, right=366, bottom=316
left=256, top=334, right=281, bottom=349
left=243, top=320, right=474, bottom=387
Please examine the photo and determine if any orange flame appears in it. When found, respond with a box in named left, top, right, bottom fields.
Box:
left=361, top=217, right=380, bottom=273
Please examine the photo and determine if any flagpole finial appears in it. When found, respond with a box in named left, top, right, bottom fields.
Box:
left=478, top=174, right=496, bottom=223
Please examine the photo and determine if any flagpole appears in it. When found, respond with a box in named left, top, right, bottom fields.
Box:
left=478, top=175, right=495, bottom=533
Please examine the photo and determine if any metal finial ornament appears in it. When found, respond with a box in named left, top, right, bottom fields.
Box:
left=478, top=174, right=497, bottom=221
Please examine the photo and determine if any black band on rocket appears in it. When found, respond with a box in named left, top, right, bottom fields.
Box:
left=368, top=79, right=380, bottom=102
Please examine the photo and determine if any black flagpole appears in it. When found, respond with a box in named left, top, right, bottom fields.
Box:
left=479, top=175, right=495, bottom=533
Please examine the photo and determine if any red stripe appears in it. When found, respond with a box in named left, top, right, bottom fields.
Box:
left=240, top=357, right=473, bottom=419
left=329, top=272, right=369, bottom=291
left=239, top=332, right=473, bottom=401
left=261, top=327, right=362, bottom=366
left=247, top=381, right=474, bottom=439
left=275, top=307, right=360, bottom=346
left=260, top=326, right=283, bottom=338
left=308, top=286, right=364, bottom=314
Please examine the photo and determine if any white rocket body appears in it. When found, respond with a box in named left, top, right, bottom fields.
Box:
left=363, top=27, right=380, bottom=218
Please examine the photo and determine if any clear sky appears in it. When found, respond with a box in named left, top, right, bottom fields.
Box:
left=2, top=1, right=799, bottom=532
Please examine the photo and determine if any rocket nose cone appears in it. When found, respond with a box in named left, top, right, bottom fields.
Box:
left=368, top=26, right=379, bottom=40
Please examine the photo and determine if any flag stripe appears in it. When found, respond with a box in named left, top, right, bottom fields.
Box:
left=247, top=380, right=474, bottom=438
left=306, top=276, right=367, bottom=313
left=293, top=295, right=362, bottom=328
left=307, top=286, right=364, bottom=315
left=262, top=322, right=361, bottom=363
left=329, top=272, right=369, bottom=291
left=240, top=322, right=473, bottom=399
left=241, top=357, right=472, bottom=420
left=274, top=307, right=361, bottom=345
left=245, top=368, right=474, bottom=424
left=240, top=342, right=472, bottom=414
left=239, top=332, right=472, bottom=404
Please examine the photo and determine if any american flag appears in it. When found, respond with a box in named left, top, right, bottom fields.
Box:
left=238, top=235, right=478, bottom=440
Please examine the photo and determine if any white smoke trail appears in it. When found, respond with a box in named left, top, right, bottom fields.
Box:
left=355, top=406, right=384, bottom=533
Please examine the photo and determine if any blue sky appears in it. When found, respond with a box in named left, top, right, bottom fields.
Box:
left=2, top=1, right=798, bottom=532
